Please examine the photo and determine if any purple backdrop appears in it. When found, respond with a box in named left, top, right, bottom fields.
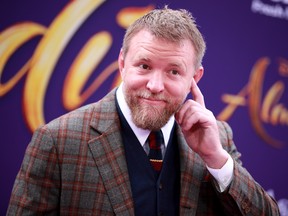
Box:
left=1, top=0, right=287, bottom=214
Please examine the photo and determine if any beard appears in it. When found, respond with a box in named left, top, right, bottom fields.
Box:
left=124, top=87, right=185, bottom=130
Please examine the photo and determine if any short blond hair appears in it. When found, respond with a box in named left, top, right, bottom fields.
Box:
left=122, top=6, right=206, bottom=68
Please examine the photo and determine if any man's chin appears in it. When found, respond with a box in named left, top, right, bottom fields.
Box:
left=132, top=112, right=171, bottom=130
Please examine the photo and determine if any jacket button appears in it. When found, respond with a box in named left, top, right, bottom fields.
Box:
left=159, top=183, right=163, bottom=190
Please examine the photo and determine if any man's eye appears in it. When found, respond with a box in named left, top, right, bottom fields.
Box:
left=139, top=64, right=150, bottom=70
left=170, top=70, right=179, bottom=75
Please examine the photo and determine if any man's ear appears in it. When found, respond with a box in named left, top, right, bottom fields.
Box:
left=118, top=49, right=125, bottom=78
left=193, top=66, right=204, bottom=83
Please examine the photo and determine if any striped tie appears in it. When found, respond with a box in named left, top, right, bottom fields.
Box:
left=148, top=130, right=163, bottom=173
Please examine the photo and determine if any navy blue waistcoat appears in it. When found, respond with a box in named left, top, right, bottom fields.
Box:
left=116, top=103, right=180, bottom=216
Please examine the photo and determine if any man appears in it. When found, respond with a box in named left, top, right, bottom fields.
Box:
left=7, top=6, right=279, bottom=215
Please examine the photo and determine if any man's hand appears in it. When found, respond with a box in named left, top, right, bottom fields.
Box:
left=175, top=78, right=229, bottom=169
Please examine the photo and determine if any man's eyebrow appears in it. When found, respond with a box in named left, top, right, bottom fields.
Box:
left=169, top=62, right=181, bottom=67
left=168, top=62, right=185, bottom=70
left=136, top=55, right=151, bottom=62
left=135, top=56, right=185, bottom=70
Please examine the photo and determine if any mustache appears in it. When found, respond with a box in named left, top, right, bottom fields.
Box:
left=137, top=91, right=169, bottom=102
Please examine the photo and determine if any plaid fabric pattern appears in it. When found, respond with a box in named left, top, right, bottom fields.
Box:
left=6, top=88, right=280, bottom=215
left=148, top=130, right=163, bottom=172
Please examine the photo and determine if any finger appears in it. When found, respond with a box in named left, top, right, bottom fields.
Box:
left=175, top=99, right=203, bottom=125
left=190, top=78, right=205, bottom=107
left=180, top=106, right=211, bottom=130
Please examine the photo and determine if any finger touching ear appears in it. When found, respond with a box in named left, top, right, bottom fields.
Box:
left=193, top=66, right=204, bottom=83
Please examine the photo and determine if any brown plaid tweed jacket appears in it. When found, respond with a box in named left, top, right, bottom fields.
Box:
left=7, top=89, right=279, bottom=215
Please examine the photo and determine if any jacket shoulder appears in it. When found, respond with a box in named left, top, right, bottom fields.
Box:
left=217, top=120, right=241, bottom=163
left=44, top=88, right=117, bottom=131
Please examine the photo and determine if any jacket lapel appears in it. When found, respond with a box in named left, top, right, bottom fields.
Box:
left=176, top=126, right=205, bottom=216
left=88, top=89, right=134, bottom=215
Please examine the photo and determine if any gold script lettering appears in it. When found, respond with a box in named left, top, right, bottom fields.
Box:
left=261, top=81, right=288, bottom=125
left=0, top=22, right=46, bottom=96
left=116, top=5, right=155, bottom=28
left=23, top=0, right=106, bottom=131
left=218, top=57, right=286, bottom=148
left=63, top=31, right=117, bottom=110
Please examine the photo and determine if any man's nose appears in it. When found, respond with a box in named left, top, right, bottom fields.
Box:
left=146, top=71, right=164, bottom=93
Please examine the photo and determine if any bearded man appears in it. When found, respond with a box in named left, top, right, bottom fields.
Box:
left=7, top=6, right=279, bottom=216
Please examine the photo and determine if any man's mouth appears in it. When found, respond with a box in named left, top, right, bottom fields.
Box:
left=138, top=96, right=167, bottom=108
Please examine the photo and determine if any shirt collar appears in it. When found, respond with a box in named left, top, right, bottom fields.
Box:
left=116, top=83, right=175, bottom=147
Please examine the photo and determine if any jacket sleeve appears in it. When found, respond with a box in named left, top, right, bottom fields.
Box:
left=6, top=125, right=60, bottom=215
left=216, top=121, right=280, bottom=216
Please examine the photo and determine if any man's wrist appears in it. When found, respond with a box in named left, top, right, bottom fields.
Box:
left=206, top=153, right=234, bottom=192
left=203, top=149, right=230, bottom=169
